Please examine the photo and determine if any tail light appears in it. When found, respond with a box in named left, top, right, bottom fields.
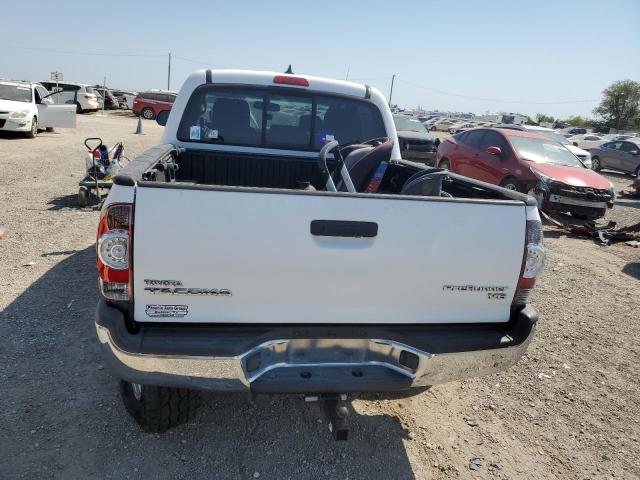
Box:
left=84, top=95, right=93, bottom=99
left=513, top=217, right=544, bottom=306
left=97, top=203, right=132, bottom=301
left=273, top=75, right=309, bottom=87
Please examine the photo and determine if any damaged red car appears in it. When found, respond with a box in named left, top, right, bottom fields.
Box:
left=436, top=128, right=615, bottom=219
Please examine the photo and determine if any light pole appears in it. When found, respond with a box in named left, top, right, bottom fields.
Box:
left=388, top=74, right=396, bottom=107
left=167, top=52, right=171, bottom=91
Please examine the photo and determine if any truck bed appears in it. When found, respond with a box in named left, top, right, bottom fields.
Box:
left=116, top=144, right=519, bottom=202
left=176, top=149, right=328, bottom=190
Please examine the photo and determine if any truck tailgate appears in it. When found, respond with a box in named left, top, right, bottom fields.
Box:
left=132, top=185, right=525, bottom=324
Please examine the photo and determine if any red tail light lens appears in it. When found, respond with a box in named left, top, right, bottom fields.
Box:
left=97, top=204, right=132, bottom=301
left=273, top=75, right=309, bottom=87
left=513, top=220, right=544, bottom=306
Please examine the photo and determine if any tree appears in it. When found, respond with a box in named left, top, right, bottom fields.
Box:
left=566, top=116, right=588, bottom=127
left=593, top=80, right=640, bottom=131
left=535, top=113, right=555, bottom=124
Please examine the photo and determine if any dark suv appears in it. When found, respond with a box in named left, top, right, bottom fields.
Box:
left=133, top=91, right=177, bottom=120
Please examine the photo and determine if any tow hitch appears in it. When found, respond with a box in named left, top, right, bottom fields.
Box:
left=306, top=394, right=351, bottom=441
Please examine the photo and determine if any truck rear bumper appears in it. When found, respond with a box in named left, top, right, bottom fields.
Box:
left=95, top=300, right=537, bottom=393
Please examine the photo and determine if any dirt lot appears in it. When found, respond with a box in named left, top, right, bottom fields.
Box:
left=1, top=114, right=639, bottom=480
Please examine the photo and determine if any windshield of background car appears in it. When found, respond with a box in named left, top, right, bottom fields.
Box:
left=394, top=116, right=427, bottom=133
left=178, top=86, right=386, bottom=151
left=0, top=83, right=32, bottom=102
left=530, top=129, right=570, bottom=145
left=510, top=136, right=584, bottom=167
left=85, top=86, right=95, bottom=94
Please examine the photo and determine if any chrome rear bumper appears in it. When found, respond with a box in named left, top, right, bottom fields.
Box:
left=96, top=301, right=536, bottom=393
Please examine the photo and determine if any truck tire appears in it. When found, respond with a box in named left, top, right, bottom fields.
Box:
left=76, top=102, right=83, bottom=114
left=119, top=380, right=201, bottom=433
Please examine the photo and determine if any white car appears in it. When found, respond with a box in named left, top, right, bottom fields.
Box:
left=568, top=133, right=607, bottom=151
left=39, top=81, right=100, bottom=113
left=432, top=118, right=457, bottom=131
left=0, top=81, right=77, bottom=138
left=112, top=90, right=137, bottom=109
left=449, top=122, right=476, bottom=134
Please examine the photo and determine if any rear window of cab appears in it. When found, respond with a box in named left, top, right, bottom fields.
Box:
left=177, top=86, right=386, bottom=151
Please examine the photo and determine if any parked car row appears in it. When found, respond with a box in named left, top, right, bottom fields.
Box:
left=566, top=132, right=639, bottom=151
left=0, top=76, right=180, bottom=138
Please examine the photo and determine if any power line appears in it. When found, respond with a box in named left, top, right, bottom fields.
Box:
left=0, top=44, right=165, bottom=58
left=396, top=79, right=598, bottom=105
left=0, top=43, right=599, bottom=105
left=172, top=55, right=228, bottom=69
left=349, top=77, right=391, bottom=82
left=0, top=44, right=230, bottom=68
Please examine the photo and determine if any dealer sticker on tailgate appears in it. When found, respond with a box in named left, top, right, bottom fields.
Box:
left=145, top=304, right=188, bottom=318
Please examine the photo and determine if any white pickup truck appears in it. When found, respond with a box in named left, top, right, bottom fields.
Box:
left=95, top=69, right=544, bottom=437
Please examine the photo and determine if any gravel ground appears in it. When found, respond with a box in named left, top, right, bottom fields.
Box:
left=1, top=114, right=639, bottom=480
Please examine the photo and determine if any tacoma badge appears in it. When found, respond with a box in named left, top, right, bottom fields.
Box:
left=144, top=279, right=232, bottom=296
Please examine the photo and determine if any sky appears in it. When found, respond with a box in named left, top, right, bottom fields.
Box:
left=1, top=0, right=638, bottom=119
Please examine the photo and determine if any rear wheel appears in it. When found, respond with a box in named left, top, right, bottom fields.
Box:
left=141, top=107, right=155, bottom=120
left=119, top=380, right=201, bottom=433
left=439, top=159, right=451, bottom=170
left=591, top=156, right=601, bottom=171
left=76, top=102, right=83, bottom=114
left=26, top=117, right=37, bottom=139
left=500, top=177, right=523, bottom=192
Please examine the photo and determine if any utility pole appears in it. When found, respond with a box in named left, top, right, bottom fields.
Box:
left=388, top=74, right=396, bottom=107
left=167, top=52, right=171, bottom=91
left=97, top=74, right=106, bottom=117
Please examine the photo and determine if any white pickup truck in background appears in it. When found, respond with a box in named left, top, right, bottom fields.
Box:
left=95, top=69, right=544, bottom=438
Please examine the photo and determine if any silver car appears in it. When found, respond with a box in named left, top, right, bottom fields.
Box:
left=590, top=140, right=640, bottom=176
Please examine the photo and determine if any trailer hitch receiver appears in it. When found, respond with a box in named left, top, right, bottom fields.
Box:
left=323, top=394, right=350, bottom=441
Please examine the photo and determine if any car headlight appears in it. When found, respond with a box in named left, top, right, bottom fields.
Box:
left=530, top=166, right=553, bottom=184
left=9, top=110, right=29, bottom=119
